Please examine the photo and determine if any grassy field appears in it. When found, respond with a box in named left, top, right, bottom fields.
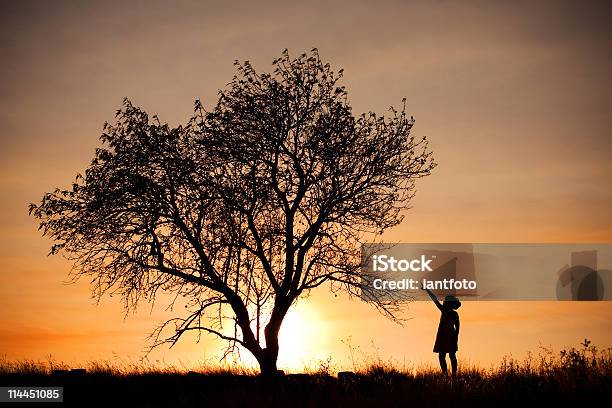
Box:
left=1, top=340, right=610, bottom=407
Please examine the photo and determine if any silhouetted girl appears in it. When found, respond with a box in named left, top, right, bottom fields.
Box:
left=423, top=287, right=461, bottom=378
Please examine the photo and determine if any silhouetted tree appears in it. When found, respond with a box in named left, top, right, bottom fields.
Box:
left=30, top=49, right=435, bottom=375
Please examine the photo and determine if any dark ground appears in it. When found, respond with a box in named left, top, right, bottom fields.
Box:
left=1, top=368, right=609, bottom=408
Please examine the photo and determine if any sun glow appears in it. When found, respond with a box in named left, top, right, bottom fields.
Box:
left=277, top=303, right=325, bottom=371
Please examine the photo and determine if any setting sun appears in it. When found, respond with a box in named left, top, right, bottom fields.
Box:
left=278, top=303, right=326, bottom=371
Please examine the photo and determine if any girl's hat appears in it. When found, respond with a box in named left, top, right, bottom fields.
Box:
left=444, top=295, right=462, bottom=309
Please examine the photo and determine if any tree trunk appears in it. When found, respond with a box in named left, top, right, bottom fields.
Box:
left=257, top=303, right=286, bottom=376
left=258, top=347, right=279, bottom=376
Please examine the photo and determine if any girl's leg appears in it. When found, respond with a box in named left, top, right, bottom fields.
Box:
left=449, top=352, right=457, bottom=378
left=438, top=353, right=448, bottom=374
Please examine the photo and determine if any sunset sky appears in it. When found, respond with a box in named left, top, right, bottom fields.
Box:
left=1, top=0, right=611, bottom=371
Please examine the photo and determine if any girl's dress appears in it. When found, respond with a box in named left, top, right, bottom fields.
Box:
left=433, top=308, right=459, bottom=353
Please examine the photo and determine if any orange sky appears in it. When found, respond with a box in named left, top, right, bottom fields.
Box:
left=1, top=0, right=611, bottom=371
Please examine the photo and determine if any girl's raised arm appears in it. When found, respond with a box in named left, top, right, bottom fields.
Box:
left=423, top=287, right=443, bottom=311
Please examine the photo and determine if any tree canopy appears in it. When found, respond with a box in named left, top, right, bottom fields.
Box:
left=30, top=48, right=435, bottom=374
